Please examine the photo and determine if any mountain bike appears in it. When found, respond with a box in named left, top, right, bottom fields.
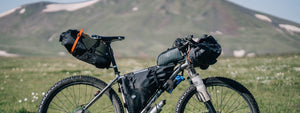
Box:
left=38, top=33, right=259, bottom=113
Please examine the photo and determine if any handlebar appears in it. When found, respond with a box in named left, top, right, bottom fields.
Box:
left=175, top=34, right=210, bottom=49
left=173, top=35, right=201, bottom=53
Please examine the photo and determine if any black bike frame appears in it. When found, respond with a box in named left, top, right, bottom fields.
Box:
left=83, top=42, right=217, bottom=113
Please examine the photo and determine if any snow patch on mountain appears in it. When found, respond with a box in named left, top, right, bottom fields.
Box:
left=19, top=8, right=26, bottom=14
left=0, top=50, right=19, bottom=57
left=0, top=7, right=21, bottom=18
left=255, top=14, right=272, bottom=23
left=279, top=24, right=300, bottom=33
left=43, top=0, right=99, bottom=13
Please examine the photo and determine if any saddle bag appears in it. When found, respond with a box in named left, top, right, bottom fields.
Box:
left=59, top=29, right=111, bottom=68
left=121, top=64, right=175, bottom=113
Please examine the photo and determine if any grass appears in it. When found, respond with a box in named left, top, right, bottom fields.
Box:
left=0, top=54, right=299, bottom=112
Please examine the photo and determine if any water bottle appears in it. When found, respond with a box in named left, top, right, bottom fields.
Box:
left=148, top=100, right=166, bottom=113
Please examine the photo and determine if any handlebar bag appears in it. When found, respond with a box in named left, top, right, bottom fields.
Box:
left=189, top=35, right=222, bottom=67
left=59, top=29, right=111, bottom=68
left=121, top=64, right=174, bottom=113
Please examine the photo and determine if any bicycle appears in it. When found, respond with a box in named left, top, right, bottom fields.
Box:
left=38, top=33, right=260, bottom=113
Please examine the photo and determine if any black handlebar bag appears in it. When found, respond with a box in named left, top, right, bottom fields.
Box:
left=59, top=29, right=111, bottom=68
left=189, top=35, right=222, bottom=68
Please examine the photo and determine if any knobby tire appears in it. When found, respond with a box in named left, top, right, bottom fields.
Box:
left=38, top=75, right=124, bottom=113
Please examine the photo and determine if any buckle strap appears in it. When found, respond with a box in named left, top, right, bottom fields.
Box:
left=70, top=28, right=83, bottom=54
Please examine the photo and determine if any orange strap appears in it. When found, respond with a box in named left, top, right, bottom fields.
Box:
left=187, top=49, right=192, bottom=63
left=70, top=29, right=83, bottom=54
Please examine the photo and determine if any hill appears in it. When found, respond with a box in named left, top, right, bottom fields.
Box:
left=0, top=0, right=300, bottom=57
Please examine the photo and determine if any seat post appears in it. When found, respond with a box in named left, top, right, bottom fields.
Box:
left=106, top=42, right=120, bottom=76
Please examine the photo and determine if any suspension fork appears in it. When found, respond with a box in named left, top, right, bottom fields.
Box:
left=187, top=66, right=216, bottom=113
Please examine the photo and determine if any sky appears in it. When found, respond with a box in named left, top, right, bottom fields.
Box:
left=1, top=0, right=300, bottom=24
left=228, top=0, right=300, bottom=24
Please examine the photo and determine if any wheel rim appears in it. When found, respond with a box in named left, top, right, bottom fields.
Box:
left=46, top=83, right=117, bottom=113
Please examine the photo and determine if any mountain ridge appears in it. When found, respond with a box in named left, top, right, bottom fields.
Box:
left=0, top=0, right=299, bottom=57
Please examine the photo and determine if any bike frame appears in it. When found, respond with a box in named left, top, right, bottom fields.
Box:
left=83, top=42, right=216, bottom=113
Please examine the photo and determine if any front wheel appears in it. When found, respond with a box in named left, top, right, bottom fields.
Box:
left=175, top=77, right=259, bottom=113
left=38, top=75, right=124, bottom=113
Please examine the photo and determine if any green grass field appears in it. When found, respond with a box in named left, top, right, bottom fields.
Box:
left=0, top=55, right=299, bottom=112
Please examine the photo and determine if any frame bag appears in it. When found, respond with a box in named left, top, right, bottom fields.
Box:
left=121, top=64, right=174, bottom=113
left=59, top=29, right=111, bottom=68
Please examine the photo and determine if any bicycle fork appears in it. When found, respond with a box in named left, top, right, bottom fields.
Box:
left=187, top=67, right=217, bottom=113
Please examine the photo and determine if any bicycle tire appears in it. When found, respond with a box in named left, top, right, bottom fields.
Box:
left=175, top=77, right=259, bottom=113
left=38, top=75, right=124, bottom=113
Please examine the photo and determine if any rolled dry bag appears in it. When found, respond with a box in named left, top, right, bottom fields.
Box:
left=59, top=29, right=111, bottom=68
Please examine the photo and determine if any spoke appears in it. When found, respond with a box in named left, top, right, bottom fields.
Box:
left=72, top=86, right=79, bottom=107
left=49, top=105, right=68, bottom=113
left=101, top=104, right=114, bottom=112
left=187, top=95, right=206, bottom=112
left=220, top=86, right=223, bottom=112
left=50, top=100, right=69, bottom=112
left=65, top=86, right=75, bottom=105
left=98, top=109, right=115, bottom=113
left=55, top=94, right=72, bottom=111
left=89, top=85, right=94, bottom=102
left=189, top=95, right=202, bottom=109
left=85, top=85, right=87, bottom=105
left=214, top=86, right=218, bottom=111
left=219, top=89, right=235, bottom=112
left=72, top=85, right=77, bottom=107
left=223, top=93, right=241, bottom=113
left=185, top=105, right=197, bottom=113
left=61, top=90, right=76, bottom=108
left=227, top=97, right=244, bottom=113
left=231, top=104, right=249, bottom=112
left=208, top=85, right=250, bottom=113
left=78, top=84, right=81, bottom=106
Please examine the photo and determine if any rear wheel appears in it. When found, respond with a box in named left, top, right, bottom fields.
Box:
left=38, top=75, right=124, bottom=113
left=175, top=77, right=259, bottom=113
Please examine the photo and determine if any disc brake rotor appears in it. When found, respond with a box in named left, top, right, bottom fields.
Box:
left=72, top=107, right=91, bottom=113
